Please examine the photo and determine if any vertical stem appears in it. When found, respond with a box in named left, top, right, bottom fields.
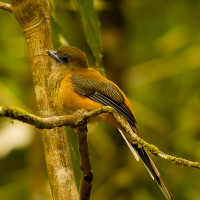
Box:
left=75, top=125, right=93, bottom=200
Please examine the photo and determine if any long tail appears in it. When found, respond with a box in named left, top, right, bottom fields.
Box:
left=118, top=128, right=173, bottom=200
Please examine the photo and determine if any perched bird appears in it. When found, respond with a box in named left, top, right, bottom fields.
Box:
left=48, top=46, right=173, bottom=200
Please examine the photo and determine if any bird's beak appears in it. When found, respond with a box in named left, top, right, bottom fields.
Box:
left=48, top=50, right=64, bottom=64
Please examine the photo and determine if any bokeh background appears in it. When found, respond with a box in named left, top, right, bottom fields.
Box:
left=1, top=0, right=200, bottom=199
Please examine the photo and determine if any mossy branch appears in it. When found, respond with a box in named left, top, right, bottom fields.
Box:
left=0, top=2, right=12, bottom=13
left=0, top=104, right=200, bottom=170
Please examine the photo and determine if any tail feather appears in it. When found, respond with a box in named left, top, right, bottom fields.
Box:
left=118, top=128, right=139, bottom=161
left=118, top=127, right=173, bottom=200
left=135, top=147, right=173, bottom=200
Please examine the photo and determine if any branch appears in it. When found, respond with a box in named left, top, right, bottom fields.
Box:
left=0, top=2, right=12, bottom=13
left=75, top=125, right=92, bottom=200
left=0, top=104, right=200, bottom=169
left=113, top=112, right=200, bottom=169
left=0, top=105, right=84, bottom=129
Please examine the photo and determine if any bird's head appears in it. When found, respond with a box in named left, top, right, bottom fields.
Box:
left=48, top=46, right=89, bottom=70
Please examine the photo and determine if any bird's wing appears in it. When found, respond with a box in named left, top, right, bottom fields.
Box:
left=71, top=75, right=173, bottom=200
left=72, top=75, right=137, bottom=126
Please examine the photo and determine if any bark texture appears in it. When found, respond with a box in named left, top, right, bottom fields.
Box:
left=10, top=1, right=78, bottom=199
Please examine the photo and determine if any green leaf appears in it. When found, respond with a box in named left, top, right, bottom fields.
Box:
left=73, top=0, right=104, bottom=74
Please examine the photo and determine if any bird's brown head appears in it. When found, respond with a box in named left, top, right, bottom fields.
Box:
left=48, top=46, right=89, bottom=70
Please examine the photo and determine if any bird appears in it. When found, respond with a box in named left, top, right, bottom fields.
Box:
left=48, top=46, right=173, bottom=200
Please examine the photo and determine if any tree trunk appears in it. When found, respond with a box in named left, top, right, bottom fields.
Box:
left=10, top=0, right=79, bottom=199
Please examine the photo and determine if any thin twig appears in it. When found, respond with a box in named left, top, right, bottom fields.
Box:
left=75, top=125, right=93, bottom=200
left=0, top=2, right=12, bottom=13
left=0, top=104, right=200, bottom=169
left=112, top=113, right=200, bottom=169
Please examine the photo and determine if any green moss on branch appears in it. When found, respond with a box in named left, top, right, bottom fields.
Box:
left=0, top=104, right=200, bottom=169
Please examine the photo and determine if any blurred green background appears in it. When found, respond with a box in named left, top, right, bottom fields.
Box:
left=0, top=0, right=200, bottom=199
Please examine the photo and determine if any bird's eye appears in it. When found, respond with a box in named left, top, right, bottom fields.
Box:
left=61, top=55, right=70, bottom=63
